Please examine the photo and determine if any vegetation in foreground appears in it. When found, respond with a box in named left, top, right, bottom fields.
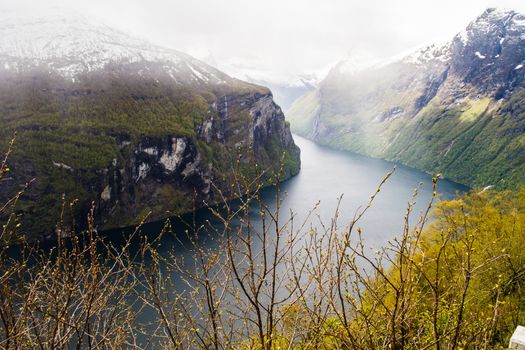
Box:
left=1, top=140, right=524, bottom=349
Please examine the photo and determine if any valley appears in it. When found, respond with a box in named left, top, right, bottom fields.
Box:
left=1, top=4, right=525, bottom=349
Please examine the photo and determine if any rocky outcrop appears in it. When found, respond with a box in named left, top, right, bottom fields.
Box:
left=0, top=70, right=300, bottom=240
left=91, top=90, right=300, bottom=232
left=448, top=9, right=525, bottom=96
left=93, top=135, right=212, bottom=229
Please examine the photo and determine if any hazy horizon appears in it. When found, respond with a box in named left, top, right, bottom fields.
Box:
left=3, top=0, right=525, bottom=84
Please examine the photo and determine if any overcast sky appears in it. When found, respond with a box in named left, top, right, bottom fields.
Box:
left=3, top=0, right=525, bottom=83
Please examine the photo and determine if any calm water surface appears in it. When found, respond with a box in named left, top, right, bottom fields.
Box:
left=269, top=135, right=468, bottom=247
left=108, top=133, right=468, bottom=255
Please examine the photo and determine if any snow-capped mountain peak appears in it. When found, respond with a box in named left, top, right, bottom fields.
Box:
left=0, top=8, right=230, bottom=84
left=399, top=41, right=451, bottom=66
left=455, top=8, right=525, bottom=45
left=389, top=7, right=525, bottom=68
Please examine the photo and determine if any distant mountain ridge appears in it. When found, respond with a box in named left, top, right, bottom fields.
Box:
left=287, top=8, right=525, bottom=189
left=0, top=8, right=233, bottom=85
left=0, top=9, right=300, bottom=239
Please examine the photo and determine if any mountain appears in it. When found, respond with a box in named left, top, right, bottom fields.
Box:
left=0, top=9, right=300, bottom=240
left=288, top=8, right=525, bottom=189
left=0, top=9, right=238, bottom=85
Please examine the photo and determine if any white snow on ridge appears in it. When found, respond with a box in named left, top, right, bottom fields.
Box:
left=516, top=64, right=524, bottom=70
left=289, top=75, right=319, bottom=88
left=481, top=8, right=516, bottom=28
left=0, top=8, right=229, bottom=84
left=403, top=42, right=451, bottom=65
left=187, top=63, right=209, bottom=82
left=456, top=8, right=517, bottom=46
left=457, top=29, right=470, bottom=45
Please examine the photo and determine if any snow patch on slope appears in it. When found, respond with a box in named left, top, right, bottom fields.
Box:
left=475, top=51, right=486, bottom=59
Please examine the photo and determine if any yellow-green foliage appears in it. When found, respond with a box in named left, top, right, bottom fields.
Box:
left=413, top=189, right=525, bottom=346
left=342, top=189, right=525, bottom=349
left=459, top=97, right=491, bottom=122
left=263, top=189, right=525, bottom=349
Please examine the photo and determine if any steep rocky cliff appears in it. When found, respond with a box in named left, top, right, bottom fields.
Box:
left=0, top=11, right=300, bottom=240
left=288, top=8, right=525, bottom=189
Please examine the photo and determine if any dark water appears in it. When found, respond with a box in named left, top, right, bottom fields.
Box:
left=106, top=133, right=468, bottom=257
left=98, top=133, right=469, bottom=296
left=268, top=134, right=469, bottom=247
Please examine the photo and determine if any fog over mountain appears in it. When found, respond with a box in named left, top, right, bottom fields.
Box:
left=4, top=0, right=525, bottom=88
left=3, top=3, right=525, bottom=348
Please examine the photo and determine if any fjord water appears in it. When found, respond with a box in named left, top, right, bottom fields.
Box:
left=268, top=134, right=468, bottom=247
left=105, top=134, right=468, bottom=341
left=114, top=134, right=467, bottom=257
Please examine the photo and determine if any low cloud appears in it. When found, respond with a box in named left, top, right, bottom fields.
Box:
left=3, top=0, right=525, bottom=83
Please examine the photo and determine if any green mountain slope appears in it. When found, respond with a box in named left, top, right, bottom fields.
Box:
left=288, top=8, right=525, bottom=189
left=0, top=12, right=300, bottom=240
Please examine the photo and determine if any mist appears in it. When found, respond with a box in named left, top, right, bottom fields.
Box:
left=3, top=0, right=525, bottom=83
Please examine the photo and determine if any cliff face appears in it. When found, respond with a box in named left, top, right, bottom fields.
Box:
left=288, top=8, right=525, bottom=189
left=93, top=88, right=300, bottom=233
left=0, top=12, right=300, bottom=240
